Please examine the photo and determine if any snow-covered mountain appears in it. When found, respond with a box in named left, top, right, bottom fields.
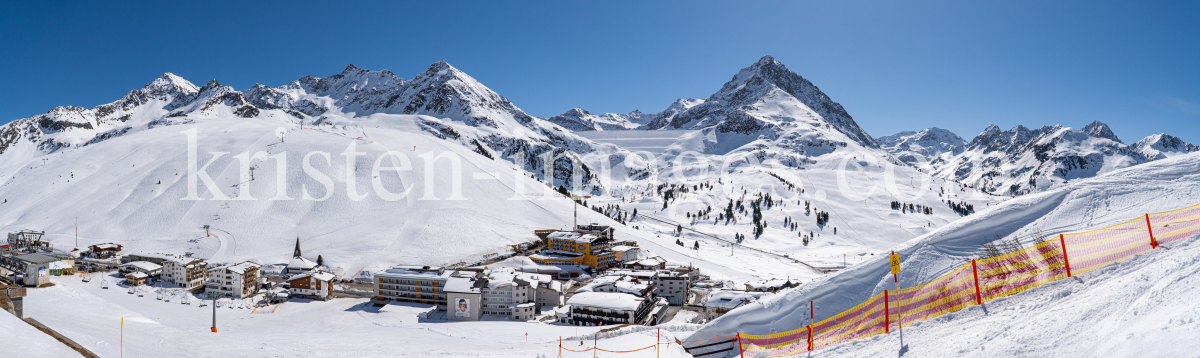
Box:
left=921, top=121, right=1198, bottom=195
left=1, top=62, right=606, bottom=192
left=1132, top=133, right=1200, bottom=160
left=876, top=127, right=967, bottom=165
left=545, top=108, right=653, bottom=131
left=641, top=55, right=877, bottom=151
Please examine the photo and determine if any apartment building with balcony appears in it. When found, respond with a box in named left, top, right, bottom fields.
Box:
left=162, top=257, right=207, bottom=292
left=373, top=265, right=451, bottom=308
left=205, top=261, right=262, bottom=298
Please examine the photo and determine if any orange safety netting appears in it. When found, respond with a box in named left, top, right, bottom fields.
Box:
left=738, top=203, right=1200, bottom=357
left=1149, top=203, right=1200, bottom=246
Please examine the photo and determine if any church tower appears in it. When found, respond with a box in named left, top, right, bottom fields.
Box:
left=294, top=236, right=302, bottom=258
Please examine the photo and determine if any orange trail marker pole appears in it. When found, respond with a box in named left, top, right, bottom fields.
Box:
left=972, top=260, right=982, bottom=305
left=1145, top=214, right=1159, bottom=248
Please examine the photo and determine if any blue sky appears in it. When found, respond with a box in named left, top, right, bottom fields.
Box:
left=2, top=1, right=1198, bottom=142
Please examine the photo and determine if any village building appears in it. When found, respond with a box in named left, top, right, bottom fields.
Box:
left=563, top=292, right=654, bottom=326
left=479, top=269, right=539, bottom=319
left=621, top=256, right=667, bottom=270
left=533, top=277, right=565, bottom=308
left=87, top=243, right=123, bottom=259
left=285, top=238, right=319, bottom=275
left=119, top=261, right=163, bottom=277
left=645, top=270, right=691, bottom=305
left=609, top=245, right=640, bottom=263
left=7, top=253, right=61, bottom=286
left=287, top=270, right=336, bottom=301
left=125, top=272, right=149, bottom=286
left=444, top=276, right=484, bottom=321
left=205, top=261, right=262, bottom=298
left=373, top=265, right=451, bottom=308
left=576, top=274, right=657, bottom=299
left=530, top=231, right=618, bottom=270
left=162, top=257, right=207, bottom=292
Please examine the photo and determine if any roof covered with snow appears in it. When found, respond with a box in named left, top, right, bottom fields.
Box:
left=567, top=292, right=644, bottom=311
left=547, top=231, right=599, bottom=244
left=289, top=270, right=335, bottom=282
left=122, top=261, right=163, bottom=271
left=90, top=243, right=121, bottom=250
left=287, top=256, right=317, bottom=270
left=444, top=277, right=481, bottom=293
left=610, top=245, right=637, bottom=253
left=379, top=265, right=449, bottom=279
left=745, top=278, right=790, bottom=290
left=703, top=290, right=773, bottom=309
left=214, top=261, right=261, bottom=274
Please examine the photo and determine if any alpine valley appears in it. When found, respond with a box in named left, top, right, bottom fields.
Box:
left=0, top=55, right=1193, bottom=282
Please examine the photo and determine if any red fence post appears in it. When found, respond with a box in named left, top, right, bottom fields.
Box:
left=884, top=290, right=890, bottom=333
left=807, top=325, right=813, bottom=352
left=971, top=260, right=982, bottom=305
left=1145, top=214, right=1159, bottom=249
left=737, top=333, right=745, bottom=358
left=1059, top=234, right=1072, bottom=277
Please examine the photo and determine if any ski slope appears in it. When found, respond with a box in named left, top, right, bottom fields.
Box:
left=687, top=152, right=1200, bottom=355
left=0, top=114, right=810, bottom=282
left=813, top=232, right=1200, bottom=357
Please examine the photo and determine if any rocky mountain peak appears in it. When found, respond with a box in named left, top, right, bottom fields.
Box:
left=342, top=64, right=368, bottom=75
left=643, top=56, right=877, bottom=148
left=1082, top=121, right=1121, bottom=143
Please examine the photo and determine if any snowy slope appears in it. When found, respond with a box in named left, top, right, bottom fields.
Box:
left=686, top=152, right=1200, bottom=352
left=0, top=115, right=804, bottom=282
left=807, top=231, right=1200, bottom=358
left=0, top=311, right=83, bottom=357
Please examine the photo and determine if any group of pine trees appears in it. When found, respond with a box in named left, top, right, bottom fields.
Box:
left=890, top=201, right=933, bottom=215
left=947, top=200, right=975, bottom=216
left=815, top=210, right=830, bottom=226
left=588, top=202, right=634, bottom=224
left=657, top=182, right=717, bottom=209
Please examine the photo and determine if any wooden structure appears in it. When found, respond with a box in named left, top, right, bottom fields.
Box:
left=87, top=243, right=122, bottom=259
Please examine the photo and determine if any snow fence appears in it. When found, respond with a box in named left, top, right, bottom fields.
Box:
left=737, top=202, right=1200, bottom=357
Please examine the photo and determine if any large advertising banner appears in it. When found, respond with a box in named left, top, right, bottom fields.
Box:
left=455, top=297, right=470, bottom=317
